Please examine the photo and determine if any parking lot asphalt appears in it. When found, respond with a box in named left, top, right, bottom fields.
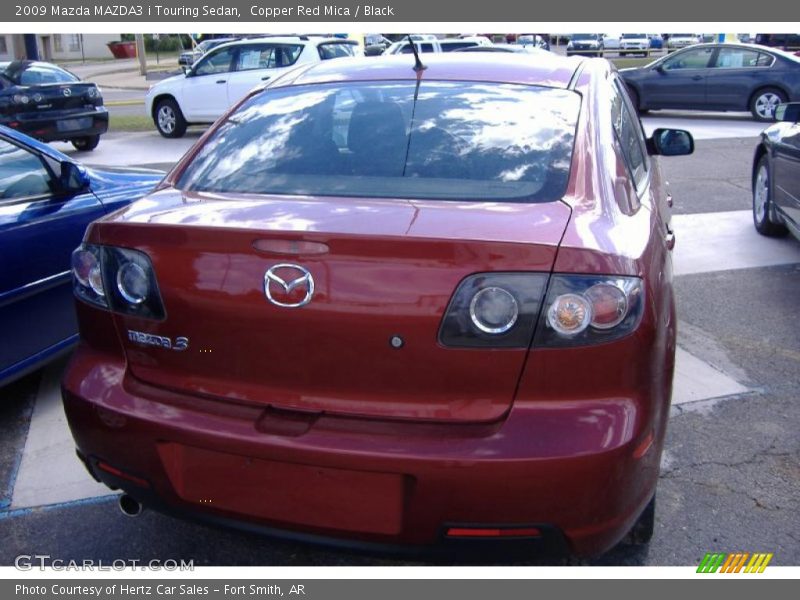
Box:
left=1, top=116, right=798, bottom=567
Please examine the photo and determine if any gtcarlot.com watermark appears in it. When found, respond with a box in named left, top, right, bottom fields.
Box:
left=15, top=554, right=194, bottom=571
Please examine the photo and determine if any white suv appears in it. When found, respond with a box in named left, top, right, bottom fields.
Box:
left=146, top=36, right=358, bottom=138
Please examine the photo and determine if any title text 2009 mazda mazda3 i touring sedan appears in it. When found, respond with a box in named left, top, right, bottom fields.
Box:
left=62, top=53, right=693, bottom=558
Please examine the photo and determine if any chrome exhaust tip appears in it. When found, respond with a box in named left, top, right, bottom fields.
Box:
left=118, top=494, right=143, bottom=517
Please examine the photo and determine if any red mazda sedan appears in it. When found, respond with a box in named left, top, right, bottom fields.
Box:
left=62, top=53, right=692, bottom=558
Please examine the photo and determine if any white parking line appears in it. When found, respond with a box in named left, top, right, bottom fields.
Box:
left=672, top=347, right=749, bottom=406
left=641, top=113, right=767, bottom=140
left=672, top=210, right=800, bottom=276
left=10, top=361, right=111, bottom=510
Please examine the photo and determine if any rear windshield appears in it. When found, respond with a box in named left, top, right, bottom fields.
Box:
left=177, top=80, right=581, bottom=203
left=5, top=63, right=78, bottom=86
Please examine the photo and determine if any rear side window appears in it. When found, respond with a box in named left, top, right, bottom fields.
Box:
left=178, top=81, right=581, bottom=203
left=612, top=80, right=648, bottom=188
left=235, top=44, right=303, bottom=71
left=714, top=48, right=773, bottom=68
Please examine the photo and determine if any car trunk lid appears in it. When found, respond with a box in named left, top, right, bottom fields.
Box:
left=98, top=189, right=571, bottom=423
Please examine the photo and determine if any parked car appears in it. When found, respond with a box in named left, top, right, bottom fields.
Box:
left=754, top=33, right=800, bottom=51
left=146, top=36, right=359, bottom=138
left=566, top=33, right=603, bottom=56
left=620, top=43, right=800, bottom=120
left=619, top=33, right=651, bottom=56
left=648, top=34, right=664, bottom=50
left=602, top=34, right=621, bottom=51
left=64, top=52, right=692, bottom=557
left=439, top=37, right=493, bottom=52
left=666, top=34, right=702, bottom=52
left=0, top=125, right=162, bottom=388
left=752, top=102, right=800, bottom=240
left=0, top=60, right=108, bottom=151
left=517, top=34, right=550, bottom=51
left=384, top=39, right=442, bottom=55
left=364, top=33, right=392, bottom=56
left=178, top=37, right=238, bottom=67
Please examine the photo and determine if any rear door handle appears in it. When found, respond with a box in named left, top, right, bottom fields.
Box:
left=216, top=79, right=226, bottom=84
left=261, top=76, right=271, bottom=81
left=691, top=75, right=703, bottom=81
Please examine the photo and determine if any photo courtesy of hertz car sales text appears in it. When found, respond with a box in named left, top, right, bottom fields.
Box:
left=63, top=52, right=693, bottom=558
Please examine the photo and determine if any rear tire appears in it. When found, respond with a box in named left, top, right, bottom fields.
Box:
left=71, top=135, right=100, bottom=151
left=625, top=494, right=656, bottom=546
left=154, top=98, right=187, bottom=138
left=749, top=87, right=787, bottom=121
left=753, top=155, right=788, bottom=237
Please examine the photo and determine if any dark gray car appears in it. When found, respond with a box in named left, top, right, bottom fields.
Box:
left=620, top=43, right=800, bottom=121
left=752, top=102, right=800, bottom=240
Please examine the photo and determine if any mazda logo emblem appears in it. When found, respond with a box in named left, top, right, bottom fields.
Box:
left=264, top=264, right=314, bottom=308
left=62, top=88, right=72, bottom=97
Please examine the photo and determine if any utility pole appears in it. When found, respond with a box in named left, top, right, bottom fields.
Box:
left=135, top=33, right=147, bottom=76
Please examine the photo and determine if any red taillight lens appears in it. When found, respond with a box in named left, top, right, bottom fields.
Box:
left=585, top=283, right=628, bottom=329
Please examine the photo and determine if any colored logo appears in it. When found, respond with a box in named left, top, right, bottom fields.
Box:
left=697, top=552, right=773, bottom=573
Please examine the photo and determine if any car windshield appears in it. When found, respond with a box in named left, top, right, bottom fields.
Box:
left=622, top=34, right=647, bottom=39
left=4, top=62, right=78, bottom=86
left=178, top=80, right=580, bottom=203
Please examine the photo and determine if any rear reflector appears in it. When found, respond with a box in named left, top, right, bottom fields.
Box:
left=97, top=461, right=150, bottom=488
left=446, top=527, right=541, bottom=538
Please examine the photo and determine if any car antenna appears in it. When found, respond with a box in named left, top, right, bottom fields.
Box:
left=406, top=35, right=426, bottom=72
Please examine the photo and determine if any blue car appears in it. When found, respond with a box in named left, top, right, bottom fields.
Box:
left=620, top=43, right=800, bottom=121
left=0, top=125, right=163, bottom=387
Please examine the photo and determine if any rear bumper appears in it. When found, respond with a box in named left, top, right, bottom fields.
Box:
left=2, top=108, right=108, bottom=142
left=63, top=342, right=664, bottom=558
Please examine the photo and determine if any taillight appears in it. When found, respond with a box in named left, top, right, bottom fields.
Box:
left=535, top=275, right=643, bottom=347
left=438, top=273, right=549, bottom=348
left=71, top=244, right=106, bottom=308
left=71, top=244, right=166, bottom=320
left=438, top=273, right=643, bottom=349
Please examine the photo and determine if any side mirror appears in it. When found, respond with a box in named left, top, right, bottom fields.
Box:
left=774, top=102, right=800, bottom=123
left=182, top=65, right=192, bottom=76
left=60, top=161, right=91, bottom=193
left=654, top=64, right=665, bottom=73
left=648, top=128, right=694, bottom=156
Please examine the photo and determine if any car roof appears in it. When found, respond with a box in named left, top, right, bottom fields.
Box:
left=673, top=41, right=800, bottom=59
left=277, top=53, right=583, bottom=89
